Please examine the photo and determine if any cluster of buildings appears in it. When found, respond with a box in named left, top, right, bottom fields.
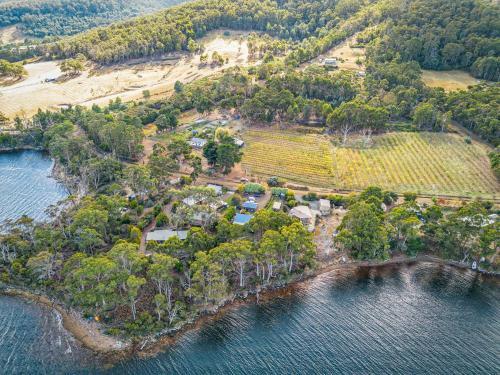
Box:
left=146, top=182, right=334, bottom=243
left=289, top=199, right=331, bottom=232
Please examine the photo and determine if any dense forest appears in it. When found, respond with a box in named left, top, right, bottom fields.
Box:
left=44, top=0, right=499, bottom=82
left=49, top=0, right=387, bottom=64
left=365, top=0, right=499, bottom=80
left=0, top=0, right=184, bottom=38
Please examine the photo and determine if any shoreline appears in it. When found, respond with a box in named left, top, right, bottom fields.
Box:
left=0, top=288, right=131, bottom=358
left=1, top=255, right=495, bottom=360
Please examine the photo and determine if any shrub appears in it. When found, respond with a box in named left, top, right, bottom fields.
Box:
left=327, top=194, right=347, bottom=207
left=129, top=226, right=142, bottom=244
left=244, top=183, right=265, bottom=195
left=153, top=204, right=162, bottom=216
left=229, top=193, right=242, bottom=207
left=156, top=212, right=169, bottom=227
left=268, top=176, right=286, bottom=187
left=403, top=192, right=417, bottom=202
left=136, top=205, right=144, bottom=216
left=302, top=192, right=318, bottom=201
left=224, top=206, right=237, bottom=221
left=271, top=187, right=288, bottom=197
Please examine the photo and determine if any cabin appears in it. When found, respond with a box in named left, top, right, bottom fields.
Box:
left=190, top=137, right=208, bottom=148
left=290, top=205, right=317, bottom=232
left=242, top=201, right=258, bottom=212
left=319, top=199, right=331, bottom=216
left=233, top=213, right=253, bottom=225
left=323, top=58, right=338, bottom=69
left=146, top=229, right=188, bottom=242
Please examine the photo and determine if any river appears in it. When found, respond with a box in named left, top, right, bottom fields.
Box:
left=0, top=150, right=68, bottom=223
left=0, top=262, right=498, bottom=374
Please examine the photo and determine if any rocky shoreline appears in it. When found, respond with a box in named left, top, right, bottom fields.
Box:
left=2, top=254, right=494, bottom=361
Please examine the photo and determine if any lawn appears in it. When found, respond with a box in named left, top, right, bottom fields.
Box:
left=241, top=129, right=499, bottom=199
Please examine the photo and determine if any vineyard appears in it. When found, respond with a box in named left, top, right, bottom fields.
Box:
left=241, top=129, right=499, bottom=199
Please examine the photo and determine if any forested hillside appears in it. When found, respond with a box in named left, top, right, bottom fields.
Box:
left=50, top=0, right=389, bottom=64
left=365, top=0, right=499, bottom=80
left=0, top=0, right=185, bottom=38
left=45, top=0, right=499, bottom=81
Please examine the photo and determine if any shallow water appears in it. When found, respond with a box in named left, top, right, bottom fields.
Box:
left=0, top=262, right=498, bottom=374
left=0, top=150, right=68, bottom=223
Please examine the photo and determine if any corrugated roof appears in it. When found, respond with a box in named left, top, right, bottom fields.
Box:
left=233, top=213, right=253, bottom=225
left=243, top=201, right=258, bottom=209
left=146, top=229, right=188, bottom=241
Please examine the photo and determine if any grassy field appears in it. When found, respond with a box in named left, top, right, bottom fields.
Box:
left=421, top=70, right=480, bottom=91
left=241, top=129, right=499, bottom=199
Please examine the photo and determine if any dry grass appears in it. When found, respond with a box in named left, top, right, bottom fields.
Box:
left=0, top=30, right=255, bottom=118
left=0, top=25, right=27, bottom=44
left=300, top=34, right=365, bottom=72
left=422, top=70, right=481, bottom=91
left=241, top=128, right=499, bottom=199
left=142, top=124, right=158, bottom=137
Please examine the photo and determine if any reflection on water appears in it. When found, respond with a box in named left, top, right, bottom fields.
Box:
left=0, top=150, right=68, bottom=223
left=0, top=263, right=498, bottom=375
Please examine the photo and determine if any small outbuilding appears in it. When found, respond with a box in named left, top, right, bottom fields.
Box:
left=233, top=213, right=253, bottom=225
left=242, top=201, right=258, bottom=212
left=319, top=199, right=331, bottom=216
left=272, top=201, right=282, bottom=211
left=190, top=137, right=208, bottom=148
left=234, top=138, right=245, bottom=147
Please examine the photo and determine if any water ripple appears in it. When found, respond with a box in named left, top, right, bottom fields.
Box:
left=0, top=150, right=68, bottom=223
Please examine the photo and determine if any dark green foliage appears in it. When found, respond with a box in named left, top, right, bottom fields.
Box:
left=0, top=0, right=184, bottom=38
left=367, top=0, right=499, bottom=80
left=446, top=85, right=499, bottom=146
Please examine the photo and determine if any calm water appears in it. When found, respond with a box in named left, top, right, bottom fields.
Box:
left=0, top=262, right=498, bottom=374
left=0, top=150, right=68, bottom=222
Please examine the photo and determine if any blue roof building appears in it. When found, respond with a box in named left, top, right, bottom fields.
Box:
left=242, top=201, right=258, bottom=212
left=233, top=213, right=253, bottom=225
